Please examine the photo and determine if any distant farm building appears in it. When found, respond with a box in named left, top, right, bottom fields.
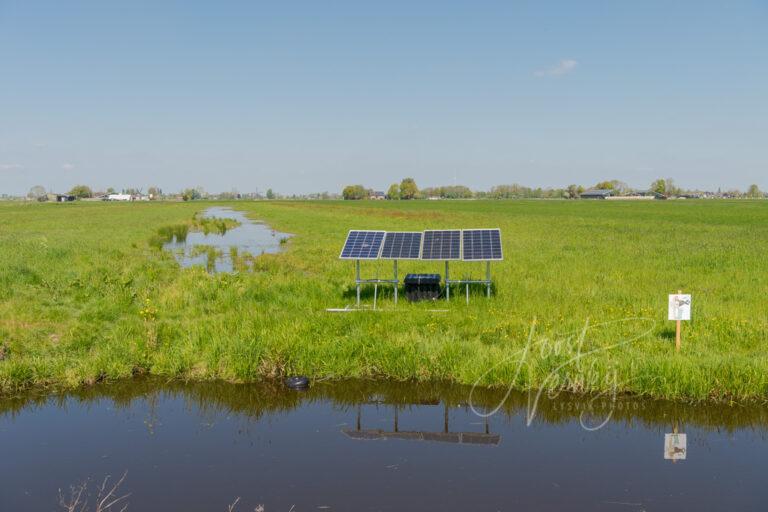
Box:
left=41, top=193, right=75, bottom=202
left=580, top=189, right=614, bottom=199
left=607, top=191, right=666, bottom=200
left=106, top=194, right=133, bottom=201
left=370, top=191, right=386, bottom=200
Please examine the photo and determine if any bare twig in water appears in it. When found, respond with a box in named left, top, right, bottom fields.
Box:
left=59, top=481, right=88, bottom=512
left=227, top=497, right=241, bottom=512
left=95, top=472, right=130, bottom=512
left=58, top=472, right=130, bottom=512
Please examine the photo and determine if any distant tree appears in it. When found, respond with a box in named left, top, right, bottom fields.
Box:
left=421, top=185, right=473, bottom=199
left=265, top=188, right=275, bottom=199
left=651, top=178, right=680, bottom=196
left=651, top=179, right=666, bottom=195
left=592, top=180, right=628, bottom=193
left=68, top=184, right=93, bottom=198
left=399, top=178, right=419, bottom=200
left=386, top=183, right=400, bottom=200
left=747, top=184, right=762, bottom=198
left=181, top=188, right=202, bottom=201
left=106, top=187, right=116, bottom=195
left=342, top=184, right=367, bottom=200
left=664, top=178, right=680, bottom=197
left=565, top=184, right=582, bottom=199
left=27, top=185, right=46, bottom=199
left=147, top=186, right=162, bottom=199
left=593, top=180, right=615, bottom=190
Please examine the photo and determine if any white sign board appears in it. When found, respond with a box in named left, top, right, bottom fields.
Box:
left=668, top=294, right=691, bottom=321
left=664, top=433, right=687, bottom=460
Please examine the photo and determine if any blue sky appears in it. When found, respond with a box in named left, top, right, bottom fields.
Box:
left=1, top=1, right=766, bottom=195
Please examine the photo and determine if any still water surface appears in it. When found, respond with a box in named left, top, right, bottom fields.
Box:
left=163, top=207, right=292, bottom=273
left=1, top=379, right=767, bottom=511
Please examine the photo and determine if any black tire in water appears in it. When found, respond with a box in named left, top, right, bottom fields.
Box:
left=285, top=376, right=310, bottom=389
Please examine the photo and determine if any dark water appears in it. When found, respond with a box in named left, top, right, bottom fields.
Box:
left=1, top=380, right=767, bottom=511
left=163, top=207, right=292, bottom=273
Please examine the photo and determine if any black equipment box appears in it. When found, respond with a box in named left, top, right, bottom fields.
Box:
left=403, top=274, right=441, bottom=302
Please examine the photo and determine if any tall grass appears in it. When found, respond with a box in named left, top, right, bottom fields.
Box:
left=0, top=199, right=767, bottom=401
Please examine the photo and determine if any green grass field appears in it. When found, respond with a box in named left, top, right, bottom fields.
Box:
left=1, top=199, right=767, bottom=401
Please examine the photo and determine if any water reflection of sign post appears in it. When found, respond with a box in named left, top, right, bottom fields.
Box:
left=664, top=433, right=687, bottom=461
left=668, top=291, right=691, bottom=352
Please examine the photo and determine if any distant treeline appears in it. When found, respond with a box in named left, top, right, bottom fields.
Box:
left=341, top=178, right=765, bottom=200
left=8, top=178, right=764, bottom=202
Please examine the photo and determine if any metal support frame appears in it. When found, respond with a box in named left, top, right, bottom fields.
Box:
left=354, top=259, right=399, bottom=308
left=444, top=260, right=493, bottom=303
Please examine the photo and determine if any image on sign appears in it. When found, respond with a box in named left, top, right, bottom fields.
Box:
left=462, top=229, right=503, bottom=261
left=339, top=230, right=385, bottom=260
left=668, top=294, right=692, bottom=321
left=421, top=230, right=461, bottom=260
left=380, top=232, right=423, bottom=260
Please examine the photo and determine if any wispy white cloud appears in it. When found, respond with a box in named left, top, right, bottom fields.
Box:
left=62, top=163, right=75, bottom=170
left=534, top=59, right=578, bottom=77
left=0, top=163, right=23, bottom=171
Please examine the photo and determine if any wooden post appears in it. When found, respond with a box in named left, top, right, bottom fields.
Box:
left=675, top=289, right=682, bottom=352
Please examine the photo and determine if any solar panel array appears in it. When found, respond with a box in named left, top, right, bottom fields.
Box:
left=380, top=232, right=423, bottom=259
left=339, top=230, right=386, bottom=259
left=340, top=229, right=502, bottom=261
left=421, top=230, right=462, bottom=260
left=462, top=229, right=503, bottom=261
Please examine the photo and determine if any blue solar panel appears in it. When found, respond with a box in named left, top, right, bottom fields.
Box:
left=421, top=230, right=461, bottom=260
left=462, top=229, right=502, bottom=261
left=380, top=232, right=423, bottom=259
left=339, top=230, right=386, bottom=259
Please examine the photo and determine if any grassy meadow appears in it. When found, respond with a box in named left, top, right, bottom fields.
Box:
left=1, top=199, right=767, bottom=401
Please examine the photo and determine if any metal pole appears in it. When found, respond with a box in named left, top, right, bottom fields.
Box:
left=374, top=283, right=378, bottom=310
left=445, top=261, right=450, bottom=301
left=356, top=260, right=361, bottom=306
left=394, top=260, right=398, bottom=305
left=675, top=289, right=682, bottom=352
left=466, top=282, right=469, bottom=305
left=486, top=261, right=491, bottom=297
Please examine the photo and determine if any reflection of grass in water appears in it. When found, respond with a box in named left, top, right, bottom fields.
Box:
left=230, top=246, right=253, bottom=273
left=149, top=216, right=239, bottom=249
left=189, top=245, right=222, bottom=273
left=197, top=216, right=239, bottom=235
left=5, top=378, right=768, bottom=434
left=149, top=224, right=189, bottom=249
